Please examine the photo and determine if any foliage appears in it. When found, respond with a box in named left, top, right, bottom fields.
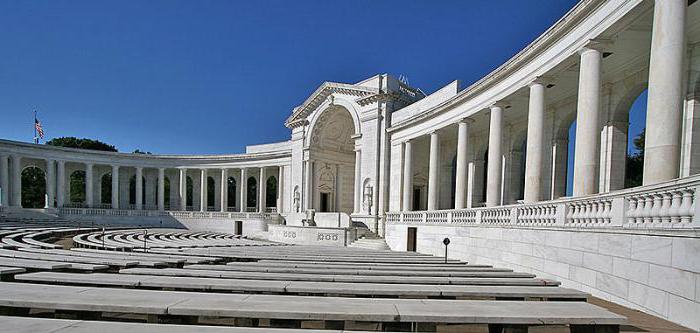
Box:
left=101, top=174, right=112, bottom=204
left=70, top=170, right=86, bottom=203
left=21, top=167, right=46, bottom=208
left=625, top=129, right=645, bottom=188
left=46, top=137, right=117, bottom=152
left=133, top=149, right=152, bottom=154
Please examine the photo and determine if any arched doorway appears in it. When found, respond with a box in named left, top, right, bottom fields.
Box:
left=21, top=166, right=46, bottom=208
left=70, top=170, right=86, bottom=205
left=623, top=89, right=647, bottom=188
left=266, top=176, right=277, bottom=209
left=186, top=176, right=193, bottom=209
left=207, top=176, right=215, bottom=210
left=247, top=177, right=257, bottom=210
left=227, top=177, right=237, bottom=211
left=307, top=105, right=357, bottom=214
left=100, top=173, right=111, bottom=206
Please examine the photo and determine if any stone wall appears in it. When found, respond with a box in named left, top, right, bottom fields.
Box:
left=268, top=225, right=356, bottom=246
left=385, top=223, right=700, bottom=331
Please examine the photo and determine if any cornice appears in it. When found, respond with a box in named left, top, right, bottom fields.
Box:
left=0, top=139, right=292, bottom=166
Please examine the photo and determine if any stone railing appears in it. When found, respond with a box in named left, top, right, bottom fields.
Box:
left=387, top=175, right=700, bottom=230
left=58, top=207, right=280, bottom=222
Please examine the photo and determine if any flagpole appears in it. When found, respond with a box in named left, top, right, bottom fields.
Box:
left=33, top=110, right=37, bottom=144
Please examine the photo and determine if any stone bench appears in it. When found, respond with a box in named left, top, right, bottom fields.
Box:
left=16, top=271, right=588, bottom=300
left=148, top=250, right=464, bottom=264
left=119, top=267, right=561, bottom=286
left=0, top=266, right=25, bottom=279
left=0, top=257, right=72, bottom=270
left=184, top=264, right=534, bottom=278
left=17, top=248, right=142, bottom=267
left=72, top=248, right=218, bottom=265
left=0, top=315, right=383, bottom=333
left=0, top=282, right=624, bottom=332
left=0, top=248, right=137, bottom=268
left=235, top=260, right=497, bottom=271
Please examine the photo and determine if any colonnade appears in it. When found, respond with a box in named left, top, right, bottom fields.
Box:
left=399, top=0, right=688, bottom=211
left=0, top=154, right=284, bottom=214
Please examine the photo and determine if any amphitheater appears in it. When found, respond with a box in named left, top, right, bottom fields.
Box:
left=1, top=0, right=699, bottom=332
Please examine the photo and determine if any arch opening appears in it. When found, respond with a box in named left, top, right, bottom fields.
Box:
left=266, top=176, right=277, bottom=209
left=69, top=170, right=86, bottom=204
left=247, top=177, right=257, bottom=210
left=207, top=176, right=216, bottom=210
left=100, top=173, right=111, bottom=206
left=307, top=105, right=357, bottom=214
left=21, top=166, right=46, bottom=208
left=227, top=177, right=237, bottom=210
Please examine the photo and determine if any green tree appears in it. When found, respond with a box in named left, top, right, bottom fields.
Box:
left=21, top=167, right=46, bottom=208
left=132, top=149, right=152, bottom=154
left=46, top=137, right=117, bottom=152
left=625, top=129, right=645, bottom=188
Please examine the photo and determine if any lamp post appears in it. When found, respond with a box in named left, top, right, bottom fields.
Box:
left=443, top=237, right=450, bottom=263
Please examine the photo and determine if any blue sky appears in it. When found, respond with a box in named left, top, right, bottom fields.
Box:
left=0, top=0, right=587, bottom=154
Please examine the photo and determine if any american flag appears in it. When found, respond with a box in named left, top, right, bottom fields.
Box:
left=34, top=115, right=44, bottom=139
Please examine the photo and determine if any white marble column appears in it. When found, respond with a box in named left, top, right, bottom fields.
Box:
left=179, top=168, right=187, bottom=210
left=10, top=155, right=21, bottom=207
left=220, top=168, right=228, bottom=212
left=240, top=168, right=247, bottom=212
left=466, top=160, right=475, bottom=208
left=486, top=105, right=504, bottom=207
left=258, top=167, right=266, bottom=212
left=455, top=120, right=472, bottom=209
left=550, top=138, right=568, bottom=199
left=56, top=161, right=65, bottom=208
left=157, top=168, right=165, bottom=211
left=402, top=140, right=413, bottom=211
left=524, top=81, right=546, bottom=203
left=85, top=163, right=94, bottom=208
left=134, top=167, right=143, bottom=210
left=427, top=131, right=440, bottom=210
left=573, top=47, right=602, bottom=196
left=277, top=166, right=283, bottom=213
left=353, top=150, right=362, bottom=214
left=45, top=159, right=55, bottom=208
left=304, top=161, right=313, bottom=211
left=643, top=0, right=686, bottom=185
left=0, top=155, right=8, bottom=207
left=200, top=169, right=207, bottom=212
left=111, top=165, right=119, bottom=209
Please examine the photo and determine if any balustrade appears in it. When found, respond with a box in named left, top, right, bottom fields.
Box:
left=516, top=204, right=556, bottom=226
left=481, top=208, right=511, bottom=225
left=387, top=176, right=700, bottom=230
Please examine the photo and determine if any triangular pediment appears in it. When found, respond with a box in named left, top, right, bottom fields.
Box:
left=284, top=82, right=378, bottom=129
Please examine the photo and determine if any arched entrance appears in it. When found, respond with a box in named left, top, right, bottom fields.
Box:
left=21, top=166, right=46, bottom=208
left=266, top=176, right=277, bottom=209
left=227, top=177, right=237, bottom=211
left=307, top=105, right=357, bottom=214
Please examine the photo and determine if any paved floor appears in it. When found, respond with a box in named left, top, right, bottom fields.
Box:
left=590, top=297, right=694, bottom=333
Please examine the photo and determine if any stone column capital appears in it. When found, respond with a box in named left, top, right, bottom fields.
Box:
left=490, top=101, right=510, bottom=110
left=458, top=117, right=474, bottom=125
left=578, top=39, right=612, bottom=54
left=528, top=76, right=553, bottom=88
